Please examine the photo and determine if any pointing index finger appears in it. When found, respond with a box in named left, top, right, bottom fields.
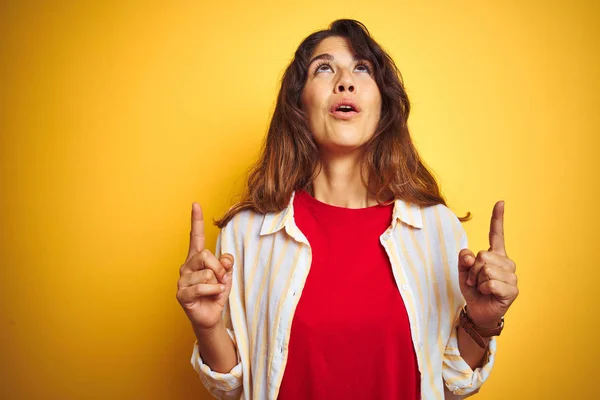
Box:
left=187, top=202, right=205, bottom=261
left=489, top=200, right=506, bottom=256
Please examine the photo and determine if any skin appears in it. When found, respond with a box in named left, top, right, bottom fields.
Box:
left=177, top=36, right=519, bottom=376
left=176, top=203, right=237, bottom=373
left=457, top=200, right=518, bottom=370
left=301, top=36, right=381, bottom=208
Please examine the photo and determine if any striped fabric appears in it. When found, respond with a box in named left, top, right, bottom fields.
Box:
left=191, top=191, right=496, bottom=399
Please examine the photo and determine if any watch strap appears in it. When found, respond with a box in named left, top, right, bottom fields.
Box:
left=459, top=305, right=504, bottom=348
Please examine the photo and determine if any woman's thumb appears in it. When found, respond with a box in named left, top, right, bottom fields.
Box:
left=219, top=253, right=234, bottom=271
left=219, top=254, right=234, bottom=287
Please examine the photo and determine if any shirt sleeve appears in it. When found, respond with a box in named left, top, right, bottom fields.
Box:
left=442, top=313, right=497, bottom=396
left=441, top=215, right=497, bottom=397
left=189, top=228, right=244, bottom=400
left=190, top=326, right=243, bottom=399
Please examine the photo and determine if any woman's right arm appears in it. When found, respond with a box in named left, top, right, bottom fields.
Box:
left=177, top=203, right=242, bottom=397
left=192, top=277, right=237, bottom=373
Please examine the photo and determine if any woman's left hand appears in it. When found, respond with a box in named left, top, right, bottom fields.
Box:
left=458, top=201, right=519, bottom=328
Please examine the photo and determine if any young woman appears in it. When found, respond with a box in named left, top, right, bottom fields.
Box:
left=176, top=19, right=518, bottom=400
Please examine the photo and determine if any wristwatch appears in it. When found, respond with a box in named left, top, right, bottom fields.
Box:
left=459, top=305, right=504, bottom=348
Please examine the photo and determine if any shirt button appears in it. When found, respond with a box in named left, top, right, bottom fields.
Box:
left=418, top=342, right=424, bottom=349
left=382, top=233, right=390, bottom=240
left=401, top=284, right=410, bottom=291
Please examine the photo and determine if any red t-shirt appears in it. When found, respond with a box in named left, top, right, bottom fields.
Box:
left=278, top=190, right=420, bottom=399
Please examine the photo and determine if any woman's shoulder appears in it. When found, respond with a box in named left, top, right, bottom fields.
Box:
left=397, top=201, right=467, bottom=253
left=221, top=194, right=294, bottom=237
left=423, top=202, right=461, bottom=220
left=404, top=200, right=464, bottom=233
left=220, top=207, right=266, bottom=235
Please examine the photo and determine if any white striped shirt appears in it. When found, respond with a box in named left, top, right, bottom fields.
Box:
left=191, top=191, right=496, bottom=399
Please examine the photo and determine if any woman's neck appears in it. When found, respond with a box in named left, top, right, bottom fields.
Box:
left=311, top=152, right=377, bottom=209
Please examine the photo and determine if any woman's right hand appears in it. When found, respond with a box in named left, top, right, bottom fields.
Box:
left=177, top=202, right=234, bottom=331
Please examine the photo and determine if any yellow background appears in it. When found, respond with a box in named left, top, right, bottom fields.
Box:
left=1, top=1, right=598, bottom=399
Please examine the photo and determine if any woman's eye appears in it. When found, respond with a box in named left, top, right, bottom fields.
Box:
left=355, top=64, right=371, bottom=73
left=313, top=62, right=371, bottom=75
left=316, top=64, right=332, bottom=73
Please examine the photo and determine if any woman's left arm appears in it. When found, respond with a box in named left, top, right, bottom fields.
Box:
left=456, top=201, right=519, bottom=369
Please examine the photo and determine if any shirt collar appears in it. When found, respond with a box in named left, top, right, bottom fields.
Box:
left=260, top=190, right=422, bottom=237
left=391, top=196, right=423, bottom=229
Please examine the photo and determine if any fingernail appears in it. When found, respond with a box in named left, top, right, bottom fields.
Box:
left=467, top=278, right=473, bottom=286
left=223, top=273, right=231, bottom=283
left=220, top=285, right=225, bottom=291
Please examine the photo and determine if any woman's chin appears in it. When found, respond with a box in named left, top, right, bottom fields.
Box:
left=315, top=128, right=370, bottom=148
left=319, top=139, right=369, bottom=155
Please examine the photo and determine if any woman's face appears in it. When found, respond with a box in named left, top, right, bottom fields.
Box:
left=301, top=36, right=382, bottom=154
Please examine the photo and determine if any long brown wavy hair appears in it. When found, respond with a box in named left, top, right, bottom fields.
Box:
left=215, top=19, right=468, bottom=228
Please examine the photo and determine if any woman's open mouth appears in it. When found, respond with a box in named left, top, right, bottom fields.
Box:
left=330, top=102, right=360, bottom=120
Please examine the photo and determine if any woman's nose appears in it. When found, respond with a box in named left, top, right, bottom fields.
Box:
left=336, top=83, right=355, bottom=93
left=334, top=71, right=355, bottom=93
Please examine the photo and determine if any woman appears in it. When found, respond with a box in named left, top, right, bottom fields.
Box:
left=177, top=19, right=518, bottom=400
